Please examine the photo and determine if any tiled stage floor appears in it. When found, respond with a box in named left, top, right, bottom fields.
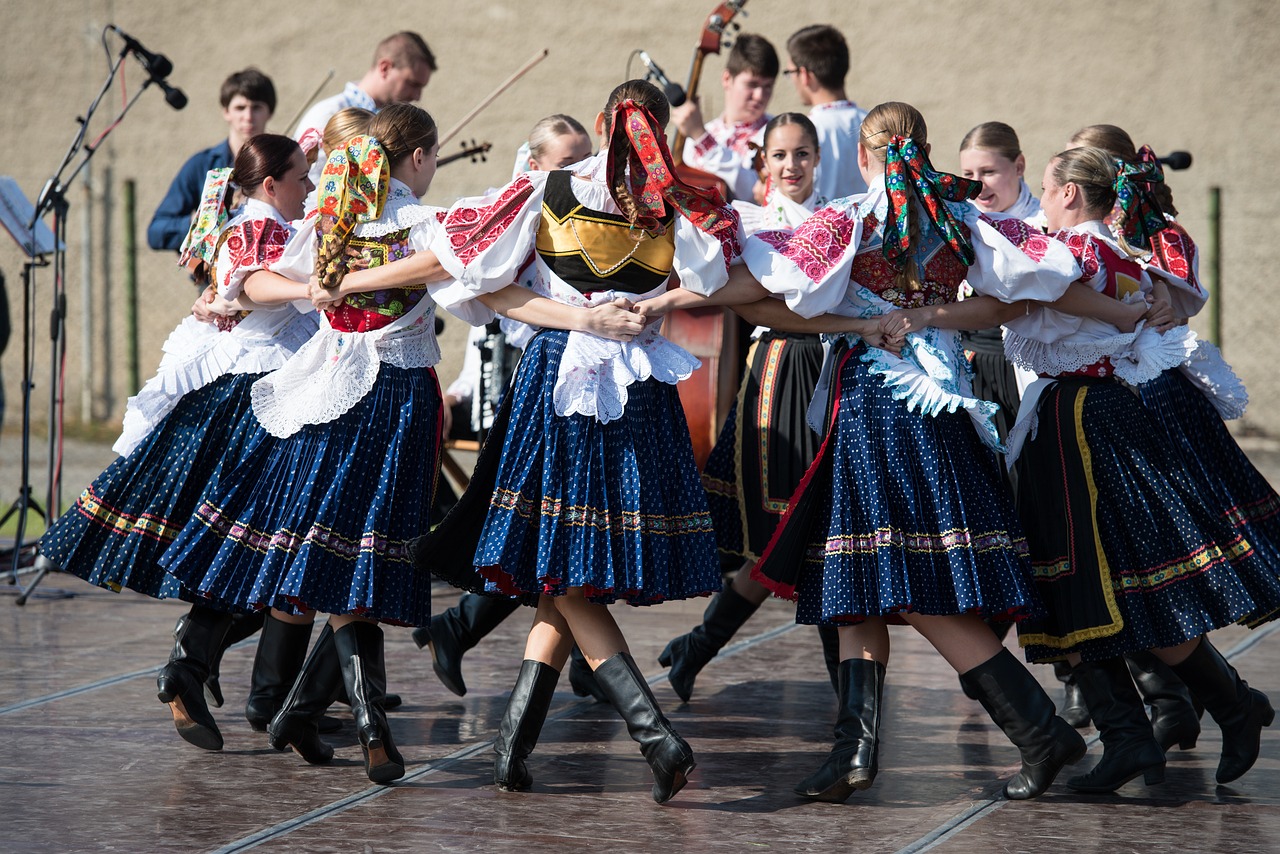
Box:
left=2, top=576, right=1279, bottom=853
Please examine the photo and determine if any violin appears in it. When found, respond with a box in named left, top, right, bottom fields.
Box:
left=664, top=0, right=750, bottom=469
left=437, top=139, right=492, bottom=168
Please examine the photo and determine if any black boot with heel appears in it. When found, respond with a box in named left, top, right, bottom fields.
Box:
left=334, top=622, right=404, bottom=784
left=412, top=594, right=521, bottom=697
left=493, top=659, right=561, bottom=791
left=244, top=613, right=313, bottom=732
left=795, top=658, right=884, bottom=803
left=1066, top=657, right=1166, bottom=793
left=658, top=586, right=760, bottom=702
left=156, top=605, right=233, bottom=751
left=267, top=623, right=343, bottom=764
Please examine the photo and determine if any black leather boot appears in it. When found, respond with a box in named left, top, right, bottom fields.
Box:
left=493, top=659, right=561, bottom=791
left=1126, top=650, right=1201, bottom=752
left=960, top=649, right=1087, bottom=800
left=268, top=623, right=343, bottom=764
left=334, top=622, right=404, bottom=784
left=1066, top=658, right=1166, bottom=793
left=244, top=614, right=314, bottom=731
left=1053, top=660, right=1091, bottom=729
left=195, top=610, right=266, bottom=708
left=156, top=605, right=233, bottom=751
left=568, top=645, right=609, bottom=704
left=595, top=652, right=697, bottom=804
left=795, top=659, right=885, bottom=803
left=1170, top=637, right=1275, bottom=784
left=411, top=594, right=521, bottom=696
left=658, top=586, right=760, bottom=702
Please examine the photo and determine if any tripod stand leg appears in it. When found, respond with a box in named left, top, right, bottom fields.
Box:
left=15, top=554, right=59, bottom=606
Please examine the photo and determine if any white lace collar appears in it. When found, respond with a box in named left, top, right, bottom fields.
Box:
left=355, top=178, right=441, bottom=237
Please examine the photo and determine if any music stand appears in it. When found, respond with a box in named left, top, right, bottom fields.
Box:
left=4, top=29, right=173, bottom=604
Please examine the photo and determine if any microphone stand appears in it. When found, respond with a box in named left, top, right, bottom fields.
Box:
left=9, top=29, right=171, bottom=604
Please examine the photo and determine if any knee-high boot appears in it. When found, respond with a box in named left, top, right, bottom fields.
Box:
left=1053, top=659, right=1091, bottom=729
left=595, top=652, right=697, bottom=804
left=1126, top=650, right=1201, bottom=752
left=658, top=586, right=760, bottom=702
left=334, top=622, right=404, bottom=784
left=156, top=605, right=233, bottom=751
left=176, top=610, right=265, bottom=709
left=493, top=659, right=561, bottom=791
left=1066, top=657, right=1166, bottom=793
left=267, top=623, right=344, bottom=764
left=1170, top=637, right=1275, bottom=784
left=960, top=649, right=1087, bottom=800
left=817, top=626, right=841, bottom=695
left=411, top=594, right=522, bottom=696
left=244, top=613, right=313, bottom=731
left=568, top=644, right=609, bottom=704
left=795, top=658, right=884, bottom=803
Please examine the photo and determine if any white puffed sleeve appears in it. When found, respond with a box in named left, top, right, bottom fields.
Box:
left=740, top=200, right=864, bottom=318
left=964, top=208, right=1080, bottom=303
left=426, top=173, right=549, bottom=326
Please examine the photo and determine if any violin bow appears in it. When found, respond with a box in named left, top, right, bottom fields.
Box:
left=439, top=48, right=550, bottom=147
left=283, top=69, right=336, bottom=137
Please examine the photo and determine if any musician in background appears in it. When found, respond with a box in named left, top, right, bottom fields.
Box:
left=147, top=69, right=276, bottom=260
left=294, top=31, right=436, bottom=182
left=784, top=24, right=868, bottom=201
left=671, top=33, right=779, bottom=202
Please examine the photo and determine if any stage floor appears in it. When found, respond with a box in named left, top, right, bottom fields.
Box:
left=2, top=574, right=1279, bottom=853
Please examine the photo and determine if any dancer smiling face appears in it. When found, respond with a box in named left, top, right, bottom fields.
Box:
left=763, top=118, right=819, bottom=203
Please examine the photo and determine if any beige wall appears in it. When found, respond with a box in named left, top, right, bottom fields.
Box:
left=3, top=0, right=1278, bottom=434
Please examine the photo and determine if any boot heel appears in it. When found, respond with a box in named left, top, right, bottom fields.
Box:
left=657, top=643, right=673, bottom=668
left=1262, top=703, right=1276, bottom=728
left=1143, top=766, right=1165, bottom=786
left=1178, top=736, right=1198, bottom=751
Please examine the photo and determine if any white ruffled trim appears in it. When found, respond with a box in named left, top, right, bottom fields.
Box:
left=1110, top=324, right=1198, bottom=385
left=546, top=278, right=699, bottom=423
left=251, top=296, right=438, bottom=438
left=1004, top=377, right=1054, bottom=469
left=355, top=188, right=444, bottom=238
left=112, top=308, right=319, bottom=456
left=1177, top=339, right=1248, bottom=420
left=1003, top=326, right=1138, bottom=376
left=860, top=333, right=1003, bottom=450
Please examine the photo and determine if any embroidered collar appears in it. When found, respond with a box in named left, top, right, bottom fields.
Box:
left=343, top=81, right=377, bottom=112
left=241, top=197, right=287, bottom=224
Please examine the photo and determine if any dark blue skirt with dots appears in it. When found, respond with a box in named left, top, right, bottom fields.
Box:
left=1015, top=376, right=1279, bottom=663
left=38, top=372, right=267, bottom=602
left=471, top=330, right=721, bottom=606
left=1137, top=368, right=1280, bottom=628
left=752, top=341, right=1040, bottom=627
left=159, top=365, right=441, bottom=626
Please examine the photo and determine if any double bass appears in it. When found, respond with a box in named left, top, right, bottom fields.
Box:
left=663, top=0, right=750, bottom=469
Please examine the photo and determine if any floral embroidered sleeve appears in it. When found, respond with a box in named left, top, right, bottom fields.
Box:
left=214, top=218, right=293, bottom=300
left=740, top=202, right=864, bottom=318
left=1146, top=223, right=1206, bottom=318
left=961, top=208, right=1080, bottom=303
left=427, top=174, right=548, bottom=324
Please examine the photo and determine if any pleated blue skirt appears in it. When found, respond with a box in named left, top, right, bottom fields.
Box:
left=753, top=342, right=1040, bottom=626
left=472, top=330, right=721, bottom=605
left=160, top=365, right=441, bottom=626
left=39, top=372, right=265, bottom=602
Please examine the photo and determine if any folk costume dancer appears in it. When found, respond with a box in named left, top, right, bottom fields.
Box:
left=738, top=102, right=1089, bottom=804
left=417, top=80, right=747, bottom=804
left=662, top=112, right=843, bottom=702
left=1002, top=145, right=1278, bottom=792
left=412, top=115, right=610, bottom=703
left=40, top=135, right=318, bottom=751
left=160, top=106, right=449, bottom=784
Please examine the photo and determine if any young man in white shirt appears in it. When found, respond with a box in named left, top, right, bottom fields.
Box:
left=785, top=24, right=868, bottom=202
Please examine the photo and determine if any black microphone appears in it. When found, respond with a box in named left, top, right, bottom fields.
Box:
left=1158, top=151, right=1192, bottom=171
left=110, top=25, right=174, bottom=80
left=638, top=51, right=687, bottom=107
left=109, top=26, right=185, bottom=110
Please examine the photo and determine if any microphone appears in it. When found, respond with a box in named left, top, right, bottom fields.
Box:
left=638, top=51, right=687, bottom=107
left=109, top=25, right=173, bottom=80
left=109, top=26, right=186, bottom=110
left=1158, top=151, right=1192, bottom=171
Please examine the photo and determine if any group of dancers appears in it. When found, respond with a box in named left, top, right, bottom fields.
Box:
left=39, top=23, right=1279, bottom=808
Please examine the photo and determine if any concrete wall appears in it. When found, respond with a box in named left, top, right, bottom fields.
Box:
left=3, top=0, right=1277, bottom=436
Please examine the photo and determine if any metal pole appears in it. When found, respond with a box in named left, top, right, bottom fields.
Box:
left=1207, top=186, right=1222, bottom=352
left=123, top=179, right=139, bottom=394
left=80, top=161, right=93, bottom=421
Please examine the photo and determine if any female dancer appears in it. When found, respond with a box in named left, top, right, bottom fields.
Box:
left=735, top=102, right=1088, bottom=803
left=661, top=112, right=844, bottom=701
left=412, top=113, right=597, bottom=701
left=418, top=80, right=744, bottom=803
left=1000, top=145, right=1277, bottom=791
left=39, top=134, right=317, bottom=751
left=160, top=104, right=447, bottom=784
